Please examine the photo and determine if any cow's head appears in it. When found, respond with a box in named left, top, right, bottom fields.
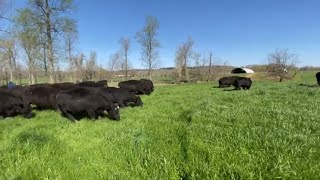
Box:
left=135, top=96, right=143, bottom=107
left=107, top=104, right=120, bottom=120
left=20, top=103, right=32, bottom=118
left=9, top=102, right=32, bottom=118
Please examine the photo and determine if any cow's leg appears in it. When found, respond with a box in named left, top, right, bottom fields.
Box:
left=87, top=109, right=97, bottom=120
left=64, top=111, right=76, bottom=122
left=59, top=105, right=76, bottom=122
left=118, top=100, right=126, bottom=107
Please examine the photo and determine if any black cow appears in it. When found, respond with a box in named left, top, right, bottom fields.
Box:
left=140, top=79, right=154, bottom=93
left=218, top=76, right=241, bottom=88
left=96, top=80, right=108, bottom=87
left=23, top=86, right=61, bottom=110
left=56, top=87, right=120, bottom=121
left=99, top=87, right=143, bottom=107
left=77, top=80, right=107, bottom=88
left=0, top=85, right=27, bottom=97
left=50, top=82, right=77, bottom=90
left=0, top=91, right=32, bottom=118
left=29, top=83, right=50, bottom=87
left=118, top=80, right=152, bottom=95
left=234, top=77, right=252, bottom=90
left=316, top=72, right=320, bottom=86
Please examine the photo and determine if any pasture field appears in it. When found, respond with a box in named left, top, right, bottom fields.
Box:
left=0, top=72, right=320, bottom=179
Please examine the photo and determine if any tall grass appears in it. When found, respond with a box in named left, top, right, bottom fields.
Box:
left=0, top=72, right=319, bottom=179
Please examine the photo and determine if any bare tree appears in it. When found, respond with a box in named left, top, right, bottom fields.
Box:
left=74, top=53, right=84, bottom=81
left=191, top=52, right=208, bottom=81
left=119, top=37, right=130, bottom=80
left=62, top=18, right=78, bottom=81
left=192, top=52, right=201, bottom=80
left=136, top=15, right=160, bottom=80
left=85, top=51, right=97, bottom=80
left=16, top=8, right=41, bottom=84
left=20, top=33, right=39, bottom=84
left=174, top=37, right=194, bottom=82
left=15, top=62, right=25, bottom=85
left=37, top=26, right=48, bottom=76
left=23, top=0, right=75, bottom=83
left=108, top=52, right=121, bottom=82
left=267, top=48, right=298, bottom=82
left=175, top=50, right=183, bottom=81
left=0, top=38, right=16, bottom=82
left=97, top=65, right=107, bottom=81
left=56, top=62, right=63, bottom=82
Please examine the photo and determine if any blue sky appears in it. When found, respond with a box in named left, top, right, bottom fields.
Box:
left=12, top=0, right=320, bottom=68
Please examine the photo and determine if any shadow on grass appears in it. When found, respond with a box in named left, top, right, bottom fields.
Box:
left=0, top=112, right=36, bottom=120
left=223, top=89, right=240, bottom=91
left=212, top=86, right=234, bottom=89
left=298, top=83, right=319, bottom=88
left=59, top=111, right=119, bottom=122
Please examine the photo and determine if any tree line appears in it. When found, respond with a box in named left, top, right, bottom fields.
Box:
left=0, top=0, right=162, bottom=85
left=1, top=0, right=300, bottom=85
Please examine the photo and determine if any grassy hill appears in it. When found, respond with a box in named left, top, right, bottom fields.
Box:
left=0, top=71, right=319, bottom=179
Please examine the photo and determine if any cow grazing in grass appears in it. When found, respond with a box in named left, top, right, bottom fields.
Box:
left=0, top=90, right=32, bottom=118
left=316, top=72, right=320, bottom=86
left=56, top=87, right=120, bottom=122
left=234, top=77, right=252, bottom=90
left=99, top=87, right=143, bottom=107
left=218, top=76, right=241, bottom=88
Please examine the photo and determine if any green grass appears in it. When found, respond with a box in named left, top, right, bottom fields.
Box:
left=0, top=72, right=320, bottom=179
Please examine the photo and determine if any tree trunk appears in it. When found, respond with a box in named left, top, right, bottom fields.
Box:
left=9, top=68, right=13, bottom=82
left=69, top=69, right=73, bottom=81
left=110, top=71, right=114, bottom=83
left=28, top=67, right=32, bottom=84
left=43, top=44, right=48, bottom=76
left=148, top=67, right=152, bottom=80
left=185, top=68, right=190, bottom=82
left=34, top=70, right=37, bottom=84
left=68, top=38, right=73, bottom=81
left=29, top=71, right=35, bottom=85
left=18, top=73, right=22, bottom=85
left=45, top=0, right=56, bottom=83
left=207, top=52, right=212, bottom=82
left=125, top=52, right=128, bottom=80
left=5, top=70, right=8, bottom=85
left=184, top=58, right=189, bottom=82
